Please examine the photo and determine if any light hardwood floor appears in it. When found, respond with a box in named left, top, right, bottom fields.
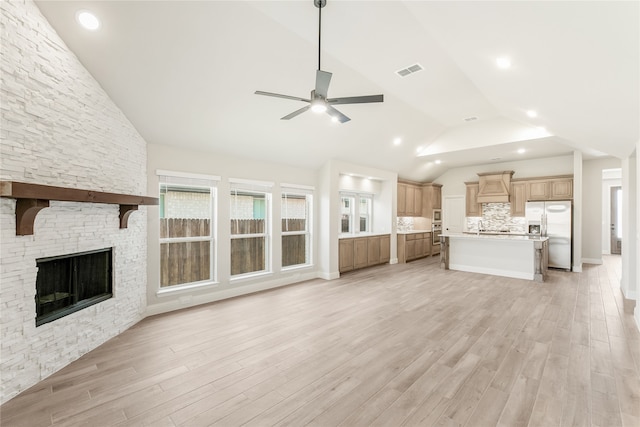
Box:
left=2, top=256, right=639, bottom=426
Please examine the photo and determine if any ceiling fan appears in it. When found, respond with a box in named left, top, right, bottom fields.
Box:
left=255, top=0, right=384, bottom=123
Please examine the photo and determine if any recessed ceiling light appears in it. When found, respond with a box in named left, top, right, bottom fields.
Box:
left=496, top=57, right=511, bottom=69
left=331, top=116, right=339, bottom=123
left=517, top=148, right=526, bottom=154
left=527, top=110, right=538, bottom=118
left=393, top=137, right=402, bottom=146
left=76, top=10, right=100, bottom=31
left=435, top=160, right=442, bottom=164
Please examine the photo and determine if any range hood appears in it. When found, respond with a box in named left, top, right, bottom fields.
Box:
left=476, top=171, right=514, bottom=203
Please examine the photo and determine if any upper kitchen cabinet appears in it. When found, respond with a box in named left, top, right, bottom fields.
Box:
left=526, top=176, right=573, bottom=201
left=526, top=179, right=549, bottom=201
left=397, top=181, right=423, bottom=217
left=549, top=177, right=573, bottom=199
left=422, top=183, right=442, bottom=217
left=510, top=181, right=527, bottom=217
left=465, top=182, right=483, bottom=217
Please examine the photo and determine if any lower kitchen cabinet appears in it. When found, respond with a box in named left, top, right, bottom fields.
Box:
left=338, top=239, right=354, bottom=272
left=398, top=232, right=432, bottom=263
left=339, top=234, right=391, bottom=273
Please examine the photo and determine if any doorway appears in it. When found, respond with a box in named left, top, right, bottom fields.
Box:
left=443, top=196, right=465, bottom=233
left=610, top=186, right=622, bottom=254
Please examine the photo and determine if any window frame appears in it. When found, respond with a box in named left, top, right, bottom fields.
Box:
left=281, top=188, right=313, bottom=270
left=229, top=179, right=273, bottom=280
left=156, top=171, right=219, bottom=294
left=339, top=191, right=374, bottom=235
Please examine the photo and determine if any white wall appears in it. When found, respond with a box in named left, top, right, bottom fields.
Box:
left=621, top=152, right=637, bottom=300
left=582, top=157, right=622, bottom=262
left=146, top=144, right=318, bottom=315
left=0, top=0, right=148, bottom=404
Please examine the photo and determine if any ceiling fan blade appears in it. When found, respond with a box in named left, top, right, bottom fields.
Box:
left=315, top=70, right=332, bottom=99
left=327, top=106, right=350, bottom=123
left=328, top=94, right=384, bottom=105
left=255, top=91, right=310, bottom=103
left=281, top=105, right=311, bottom=120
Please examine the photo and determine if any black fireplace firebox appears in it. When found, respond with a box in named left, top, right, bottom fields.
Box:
left=35, top=248, right=113, bottom=326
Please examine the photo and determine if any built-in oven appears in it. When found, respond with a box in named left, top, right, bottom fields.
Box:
left=432, top=223, right=442, bottom=246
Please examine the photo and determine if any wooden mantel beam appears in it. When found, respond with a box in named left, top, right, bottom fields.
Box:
left=0, top=181, right=158, bottom=235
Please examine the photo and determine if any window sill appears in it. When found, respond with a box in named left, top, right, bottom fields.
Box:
left=230, top=270, right=272, bottom=284
left=281, top=264, right=313, bottom=272
left=156, top=280, right=219, bottom=297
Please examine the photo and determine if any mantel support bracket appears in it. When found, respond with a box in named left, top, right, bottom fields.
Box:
left=16, top=199, right=49, bottom=236
left=119, top=204, right=138, bottom=229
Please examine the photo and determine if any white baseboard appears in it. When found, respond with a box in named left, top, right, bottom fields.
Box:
left=389, top=258, right=398, bottom=265
left=582, top=258, right=603, bottom=265
left=146, top=271, right=319, bottom=317
left=622, top=287, right=638, bottom=301
left=319, top=271, right=340, bottom=280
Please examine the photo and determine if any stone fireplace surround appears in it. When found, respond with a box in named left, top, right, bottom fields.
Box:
left=0, top=0, right=150, bottom=404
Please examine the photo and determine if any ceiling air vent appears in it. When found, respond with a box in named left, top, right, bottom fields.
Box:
left=396, top=63, right=423, bottom=77
left=464, top=116, right=478, bottom=122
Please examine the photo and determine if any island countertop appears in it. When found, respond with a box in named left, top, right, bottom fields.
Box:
left=440, top=233, right=549, bottom=282
left=441, top=232, right=549, bottom=242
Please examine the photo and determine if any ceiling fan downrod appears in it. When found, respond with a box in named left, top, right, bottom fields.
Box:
left=315, top=0, right=326, bottom=71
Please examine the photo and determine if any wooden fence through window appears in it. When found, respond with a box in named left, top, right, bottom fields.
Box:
left=161, top=218, right=307, bottom=286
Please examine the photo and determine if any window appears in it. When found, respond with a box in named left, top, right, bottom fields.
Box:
left=158, top=172, right=217, bottom=288
left=341, top=195, right=355, bottom=233
left=282, top=186, right=312, bottom=268
left=359, top=195, right=372, bottom=232
left=340, top=192, right=373, bottom=234
left=230, top=179, right=272, bottom=277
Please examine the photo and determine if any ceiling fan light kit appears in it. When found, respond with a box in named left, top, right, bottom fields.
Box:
left=255, top=0, right=383, bottom=123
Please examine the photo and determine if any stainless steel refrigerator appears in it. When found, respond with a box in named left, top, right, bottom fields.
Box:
left=525, top=200, right=572, bottom=270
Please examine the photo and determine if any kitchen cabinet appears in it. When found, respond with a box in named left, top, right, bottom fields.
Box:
left=353, top=238, right=369, bottom=270
left=465, top=183, right=483, bottom=217
left=397, top=182, right=423, bottom=217
left=549, top=177, right=573, bottom=199
left=397, top=184, right=407, bottom=216
left=397, top=232, right=432, bottom=263
left=510, top=181, right=527, bottom=217
left=339, top=234, right=391, bottom=273
left=367, top=235, right=380, bottom=265
left=421, top=183, right=442, bottom=218
left=525, top=176, right=573, bottom=201
left=379, top=235, right=391, bottom=263
left=339, top=239, right=354, bottom=272
left=527, top=179, right=549, bottom=201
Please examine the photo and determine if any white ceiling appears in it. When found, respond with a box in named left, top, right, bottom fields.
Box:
left=34, top=1, right=639, bottom=181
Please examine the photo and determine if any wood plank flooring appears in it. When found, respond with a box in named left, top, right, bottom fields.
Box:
left=2, top=256, right=639, bottom=426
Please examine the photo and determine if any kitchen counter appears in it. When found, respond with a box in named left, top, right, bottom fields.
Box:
left=440, top=233, right=549, bottom=282
left=339, top=232, right=391, bottom=239
left=397, top=229, right=431, bottom=235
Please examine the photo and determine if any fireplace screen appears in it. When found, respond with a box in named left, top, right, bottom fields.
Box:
left=35, top=248, right=113, bottom=326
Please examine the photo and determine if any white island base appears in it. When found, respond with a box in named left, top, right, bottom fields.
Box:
left=440, top=233, right=549, bottom=282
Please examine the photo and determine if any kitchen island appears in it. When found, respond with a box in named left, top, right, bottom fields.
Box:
left=439, top=232, right=549, bottom=282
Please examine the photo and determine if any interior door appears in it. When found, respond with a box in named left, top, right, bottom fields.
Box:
left=443, top=196, right=465, bottom=233
left=610, top=186, right=622, bottom=254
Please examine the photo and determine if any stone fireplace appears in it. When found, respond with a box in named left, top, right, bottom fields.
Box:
left=0, top=0, right=151, bottom=404
left=35, top=248, right=114, bottom=327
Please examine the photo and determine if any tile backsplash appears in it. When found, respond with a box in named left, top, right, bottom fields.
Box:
left=466, top=203, right=526, bottom=233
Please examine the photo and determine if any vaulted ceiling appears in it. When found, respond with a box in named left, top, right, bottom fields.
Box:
left=35, top=1, right=639, bottom=181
